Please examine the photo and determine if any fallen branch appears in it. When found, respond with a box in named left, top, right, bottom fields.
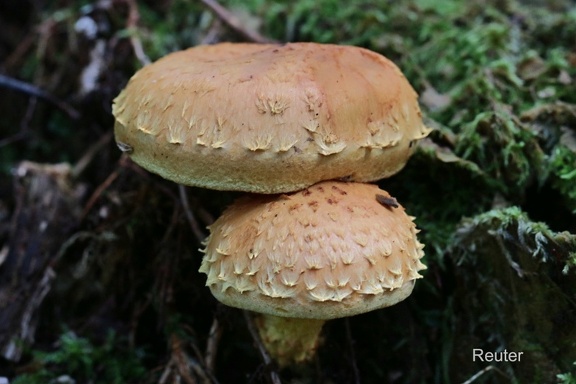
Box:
left=124, top=0, right=151, bottom=66
left=0, top=74, right=80, bottom=119
left=199, top=0, right=278, bottom=44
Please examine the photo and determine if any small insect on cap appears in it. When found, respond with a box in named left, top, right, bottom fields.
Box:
left=112, top=42, right=431, bottom=194
left=199, top=181, right=426, bottom=319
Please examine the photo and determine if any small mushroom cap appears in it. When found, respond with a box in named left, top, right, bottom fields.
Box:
left=199, top=181, right=426, bottom=319
left=113, top=43, right=431, bottom=193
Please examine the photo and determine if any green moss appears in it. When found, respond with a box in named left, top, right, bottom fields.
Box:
left=550, top=146, right=576, bottom=214
left=455, top=111, right=547, bottom=194
left=519, top=102, right=576, bottom=216
left=557, top=363, right=576, bottom=384
left=13, top=331, right=146, bottom=384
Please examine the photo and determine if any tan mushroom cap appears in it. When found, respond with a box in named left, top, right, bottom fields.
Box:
left=113, top=42, right=431, bottom=194
left=199, top=181, right=426, bottom=319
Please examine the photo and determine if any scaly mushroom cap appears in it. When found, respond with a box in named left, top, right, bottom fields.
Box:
left=113, top=42, right=431, bottom=194
left=199, top=181, right=426, bottom=319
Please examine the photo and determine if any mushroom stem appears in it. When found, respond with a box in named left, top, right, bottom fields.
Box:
left=253, top=314, right=325, bottom=367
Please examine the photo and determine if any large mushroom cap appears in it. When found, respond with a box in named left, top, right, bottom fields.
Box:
left=113, top=43, right=431, bottom=193
left=199, top=181, right=426, bottom=319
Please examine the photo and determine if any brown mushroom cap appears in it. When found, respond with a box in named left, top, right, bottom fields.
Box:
left=199, top=181, right=426, bottom=319
left=113, top=43, right=431, bottom=193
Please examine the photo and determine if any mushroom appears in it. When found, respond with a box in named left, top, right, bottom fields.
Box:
left=199, top=181, right=426, bottom=366
left=112, top=42, right=431, bottom=194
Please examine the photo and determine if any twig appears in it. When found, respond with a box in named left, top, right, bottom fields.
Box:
left=183, top=194, right=215, bottom=227
left=188, top=357, right=213, bottom=384
left=129, top=297, right=151, bottom=349
left=10, top=267, right=56, bottom=359
left=461, top=365, right=510, bottom=384
left=80, top=155, right=126, bottom=219
left=20, top=95, right=38, bottom=132
left=157, top=361, right=172, bottom=384
left=179, top=185, right=207, bottom=243
left=199, top=0, right=278, bottom=44
left=170, top=333, right=220, bottom=384
left=205, top=317, right=222, bottom=372
left=242, top=311, right=282, bottom=384
left=124, top=0, right=151, bottom=66
left=170, top=334, right=199, bottom=384
left=0, top=132, right=27, bottom=148
left=71, top=130, right=113, bottom=179
left=344, top=318, right=361, bottom=384
left=0, top=74, right=80, bottom=119
left=200, top=18, right=225, bottom=45
left=4, top=30, right=36, bottom=71
left=180, top=324, right=220, bottom=384
left=52, top=231, right=98, bottom=264
left=196, top=205, right=216, bottom=227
